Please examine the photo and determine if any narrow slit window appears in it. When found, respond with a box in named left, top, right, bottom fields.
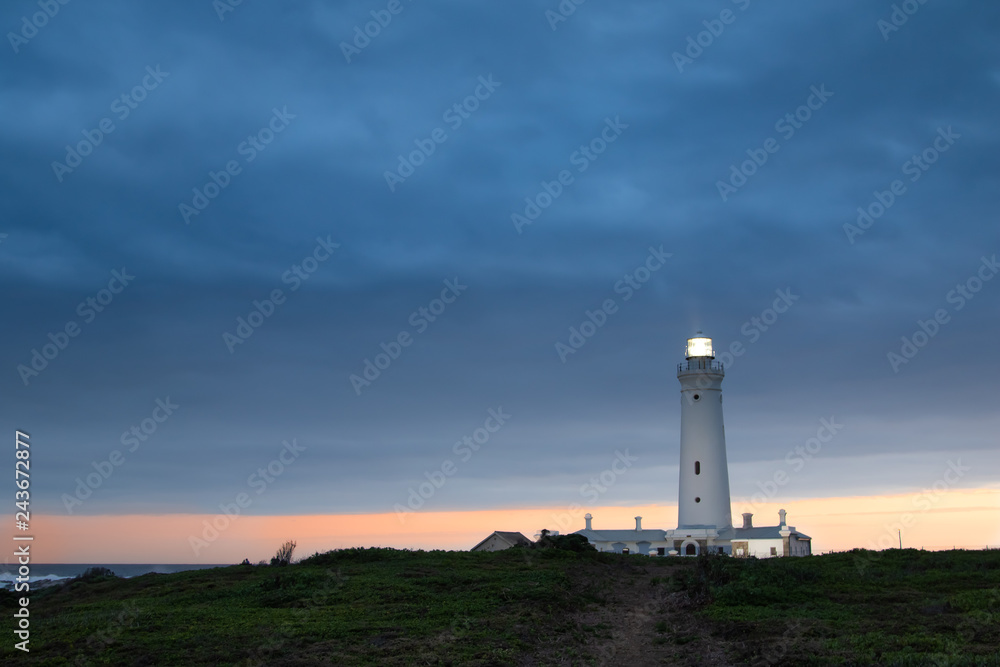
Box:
left=694, top=461, right=700, bottom=475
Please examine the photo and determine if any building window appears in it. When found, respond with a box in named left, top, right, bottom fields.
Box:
left=694, top=461, right=700, bottom=475
left=718, top=547, right=724, bottom=554
left=695, top=497, right=701, bottom=503
left=693, top=394, right=701, bottom=401
left=770, top=547, right=777, bottom=556
left=657, top=547, right=665, bottom=556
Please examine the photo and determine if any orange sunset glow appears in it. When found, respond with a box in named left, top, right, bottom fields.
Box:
left=12, top=488, right=999, bottom=564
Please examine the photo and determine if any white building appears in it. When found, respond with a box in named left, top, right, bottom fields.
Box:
left=731, top=510, right=812, bottom=558
left=572, top=334, right=812, bottom=557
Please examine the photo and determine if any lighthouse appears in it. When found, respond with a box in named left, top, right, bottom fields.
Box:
left=569, top=332, right=813, bottom=557
left=676, top=333, right=733, bottom=532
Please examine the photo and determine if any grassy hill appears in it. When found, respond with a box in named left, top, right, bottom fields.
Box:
left=2, top=547, right=999, bottom=665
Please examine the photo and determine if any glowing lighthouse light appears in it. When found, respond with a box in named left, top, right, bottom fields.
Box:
left=685, top=334, right=714, bottom=359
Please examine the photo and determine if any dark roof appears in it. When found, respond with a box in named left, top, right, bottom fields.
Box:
left=734, top=526, right=811, bottom=540
left=569, top=526, right=812, bottom=542
left=733, top=526, right=783, bottom=539
left=571, top=529, right=668, bottom=542
left=470, top=531, right=531, bottom=550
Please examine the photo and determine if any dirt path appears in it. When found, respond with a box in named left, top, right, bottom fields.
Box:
left=525, top=560, right=739, bottom=666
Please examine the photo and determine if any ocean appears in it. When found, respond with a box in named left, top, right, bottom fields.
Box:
left=0, top=563, right=229, bottom=590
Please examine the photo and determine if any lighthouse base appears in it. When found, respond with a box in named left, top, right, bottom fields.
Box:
left=665, top=527, right=733, bottom=556
left=571, top=512, right=812, bottom=558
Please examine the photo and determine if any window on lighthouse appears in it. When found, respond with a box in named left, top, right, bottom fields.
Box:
left=695, top=461, right=700, bottom=475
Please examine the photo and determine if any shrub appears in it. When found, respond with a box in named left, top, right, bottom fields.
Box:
left=75, top=566, right=118, bottom=581
left=271, top=540, right=296, bottom=566
left=533, top=532, right=597, bottom=553
left=300, top=547, right=414, bottom=566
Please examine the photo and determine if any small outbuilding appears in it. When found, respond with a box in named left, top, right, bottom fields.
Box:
left=731, top=510, right=812, bottom=558
left=470, top=531, right=532, bottom=552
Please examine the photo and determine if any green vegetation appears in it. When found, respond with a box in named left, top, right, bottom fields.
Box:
left=2, top=547, right=998, bottom=665
left=533, top=529, right=596, bottom=553
left=672, top=548, right=1000, bottom=665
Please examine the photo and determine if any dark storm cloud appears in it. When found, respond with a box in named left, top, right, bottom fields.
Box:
left=1, top=0, right=998, bottom=517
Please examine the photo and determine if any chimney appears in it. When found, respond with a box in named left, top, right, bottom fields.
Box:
left=742, top=512, right=753, bottom=529
left=635, top=516, right=642, bottom=531
left=779, top=509, right=787, bottom=526
left=584, top=513, right=593, bottom=531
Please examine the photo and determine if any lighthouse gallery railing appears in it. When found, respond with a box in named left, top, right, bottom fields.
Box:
left=677, top=360, right=724, bottom=373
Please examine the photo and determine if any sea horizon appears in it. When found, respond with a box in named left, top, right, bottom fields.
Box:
left=0, top=563, right=231, bottom=590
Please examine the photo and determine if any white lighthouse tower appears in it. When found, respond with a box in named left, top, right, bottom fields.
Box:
left=676, top=333, right=733, bottom=532
left=570, top=332, right=814, bottom=557
left=574, top=331, right=812, bottom=558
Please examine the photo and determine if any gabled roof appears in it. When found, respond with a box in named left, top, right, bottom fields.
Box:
left=570, top=525, right=812, bottom=543
left=470, top=531, right=531, bottom=550
left=572, top=529, right=668, bottom=542
left=733, top=526, right=811, bottom=540
left=733, top=526, right=783, bottom=539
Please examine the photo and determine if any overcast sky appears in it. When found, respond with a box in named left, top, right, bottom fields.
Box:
left=3, top=1, right=998, bottom=528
